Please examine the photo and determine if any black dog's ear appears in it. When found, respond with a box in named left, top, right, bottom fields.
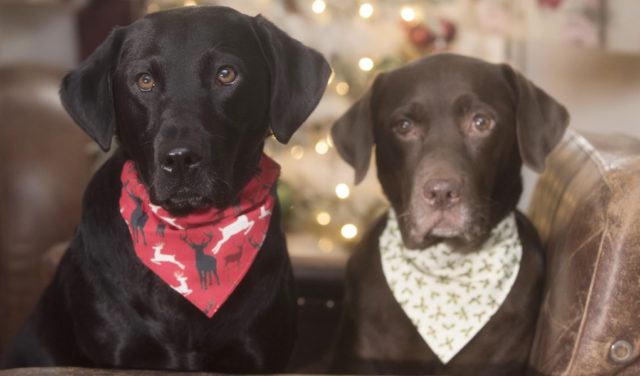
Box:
left=331, top=76, right=382, bottom=184
left=502, top=64, right=570, bottom=172
left=60, top=27, right=125, bottom=152
left=252, top=15, right=331, bottom=144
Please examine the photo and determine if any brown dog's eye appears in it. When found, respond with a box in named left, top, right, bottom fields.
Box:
left=216, top=66, right=237, bottom=85
left=136, top=73, right=156, bottom=92
left=393, top=119, right=414, bottom=135
left=471, top=114, right=494, bottom=132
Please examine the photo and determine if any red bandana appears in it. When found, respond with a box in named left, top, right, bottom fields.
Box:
left=119, top=155, right=280, bottom=318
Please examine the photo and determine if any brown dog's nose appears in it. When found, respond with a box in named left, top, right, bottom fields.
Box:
left=424, top=179, right=461, bottom=209
left=161, top=147, right=202, bottom=174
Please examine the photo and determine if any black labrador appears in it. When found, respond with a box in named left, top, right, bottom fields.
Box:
left=330, top=54, right=568, bottom=375
left=6, top=6, right=330, bottom=372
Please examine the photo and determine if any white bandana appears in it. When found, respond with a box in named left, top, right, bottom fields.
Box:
left=380, top=210, right=522, bottom=364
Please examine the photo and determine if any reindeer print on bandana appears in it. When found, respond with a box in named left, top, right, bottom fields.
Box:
left=380, top=210, right=522, bottom=364
left=119, top=155, right=279, bottom=318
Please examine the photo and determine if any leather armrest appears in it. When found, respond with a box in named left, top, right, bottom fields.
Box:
left=0, top=65, right=96, bottom=361
left=527, top=129, right=640, bottom=375
left=40, top=242, right=69, bottom=283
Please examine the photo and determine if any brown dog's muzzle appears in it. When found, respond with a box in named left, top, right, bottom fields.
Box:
left=399, top=154, right=480, bottom=248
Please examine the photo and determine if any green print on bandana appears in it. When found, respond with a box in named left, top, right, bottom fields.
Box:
left=380, top=210, right=522, bottom=364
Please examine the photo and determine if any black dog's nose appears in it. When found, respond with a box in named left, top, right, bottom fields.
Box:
left=424, top=179, right=461, bottom=209
left=161, top=148, right=202, bottom=174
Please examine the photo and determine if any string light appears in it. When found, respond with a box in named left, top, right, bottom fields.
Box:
left=311, top=0, right=327, bottom=14
left=335, top=81, right=350, bottom=96
left=315, top=140, right=330, bottom=155
left=358, top=57, right=374, bottom=71
left=327, top=70, right=335, bottom=85
left=316, top=212, right=331, bottom=225
left=290, top=145, right=305, bottom=160
left=326, top=134, right=334, bottom=148
left=359, top=3, right=374, bottom=19
left=318, top=238, right=334, bottom=253
left=400, top=6, right=416, bottom=22
left=184, top=0, right=197, bottom=6
left=335, top=183, right=350, bottom=199
left=341, top=224, right=358, bottom=239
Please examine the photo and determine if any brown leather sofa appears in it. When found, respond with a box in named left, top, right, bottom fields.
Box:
left=528, top=129, right=640, bottom=375
left=0, top=65, right=96, bottom=361
left=1, top=64, right=640, bottom=376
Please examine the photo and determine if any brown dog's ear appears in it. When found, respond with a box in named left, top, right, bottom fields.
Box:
left=502, top=64, right=570, bottom=172
left=331, top=76, right=382, bottom=184
left=60, top=27, right=125, bottom=152
left=251, top=15, right=331, bottom=144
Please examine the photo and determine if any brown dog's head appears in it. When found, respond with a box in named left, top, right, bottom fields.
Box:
left=332, top=54, right=569, bottom=251
left=60, top=6, right=330, bottom=216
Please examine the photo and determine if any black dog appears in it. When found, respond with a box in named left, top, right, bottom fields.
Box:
left=330, top=54, right=568, bottom=375
left=6, top=6, right=329, bottom=372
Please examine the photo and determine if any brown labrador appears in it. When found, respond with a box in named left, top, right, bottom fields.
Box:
left=330, top=54, right=569, bottom=375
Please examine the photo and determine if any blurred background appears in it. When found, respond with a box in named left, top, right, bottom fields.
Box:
left=1, top=0, right=640, bottom=366
left=2, top=0, right=640, bottom=258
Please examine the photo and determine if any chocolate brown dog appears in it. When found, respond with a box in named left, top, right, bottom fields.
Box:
left=5, top=6, right=330, bottom=372
left=331, top=54, right=568, bottom=375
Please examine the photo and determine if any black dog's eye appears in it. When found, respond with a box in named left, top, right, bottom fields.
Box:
left=471, top=114, right=494, bottom=132
left=216, top=66, right=237, bottom=85
left=393, top=119, right=414, bottom=135
left=136, top=73, right=156, bottom=92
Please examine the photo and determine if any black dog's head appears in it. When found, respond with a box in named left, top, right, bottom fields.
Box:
left=332, top=54, right=568, bottom=251
left=61, top=6, right=330, bottom=215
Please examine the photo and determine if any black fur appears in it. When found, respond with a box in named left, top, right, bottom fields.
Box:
left=6, top=6, right=330, bottom=372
